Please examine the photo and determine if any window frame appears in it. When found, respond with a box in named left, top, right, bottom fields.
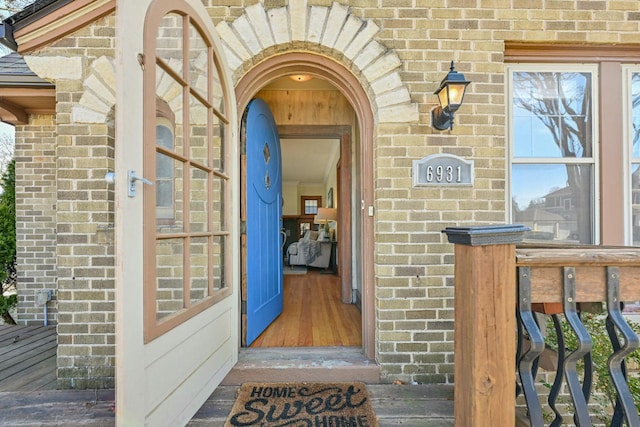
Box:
left=506, top=63, right=601, bottom=244
left=623, top=65, right=640, bottom=246
left=142, top=3, right=232, bottom=342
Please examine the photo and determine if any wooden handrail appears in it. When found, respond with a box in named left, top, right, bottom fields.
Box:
left=443, top=227, right=640, bottom=427
left=516, top=247, right=640, bottom=303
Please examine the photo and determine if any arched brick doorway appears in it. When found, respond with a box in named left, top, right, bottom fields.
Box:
left=236, top=52, right=375, bottom=359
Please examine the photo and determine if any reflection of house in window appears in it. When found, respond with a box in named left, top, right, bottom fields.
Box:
left=518, top=186, right=579, bottom=241
left=156, top=99, right=175, bottom=222
left=631, top=167, right=640, bottom=241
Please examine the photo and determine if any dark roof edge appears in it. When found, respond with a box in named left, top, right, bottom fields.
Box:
left=5, top=0, right=73, bottom=31
left=0, top=22, right=17, bottom=51
left=0, top=0, right=73, bottom=51
left=0, top=75, right=55, bottom=87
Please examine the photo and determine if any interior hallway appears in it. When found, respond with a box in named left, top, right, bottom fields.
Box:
left=250, top=269, right=362, bottom=347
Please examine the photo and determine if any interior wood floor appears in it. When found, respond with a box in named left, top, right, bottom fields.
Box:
left=250, top=269, right=362, bottom=347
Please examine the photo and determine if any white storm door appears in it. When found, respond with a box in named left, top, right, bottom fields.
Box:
left=115, top=0, right=239, bottom=426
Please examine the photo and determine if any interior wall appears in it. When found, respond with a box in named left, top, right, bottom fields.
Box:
left=257, top=87, right=355, bottom=217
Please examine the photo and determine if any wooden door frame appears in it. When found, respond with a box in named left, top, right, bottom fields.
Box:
left=278, top=125, right=352, bottom=304
left=234, top=52, right=375, bottom=360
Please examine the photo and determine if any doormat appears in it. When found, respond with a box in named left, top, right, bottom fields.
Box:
left=283, top=266, right=307, bottom=275
left=225, top=382, right=378, bottom=427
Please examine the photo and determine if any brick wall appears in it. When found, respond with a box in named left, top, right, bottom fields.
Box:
left=15, top=114, right=57, bottom=325
left=15, top=1, right=640, bottom=389
left=204, top=0, right=640, bottom=385
left=22, top=15, right=117, bottom=389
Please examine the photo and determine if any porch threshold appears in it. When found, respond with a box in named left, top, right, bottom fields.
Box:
left=222, top=347, right=380, bottom=385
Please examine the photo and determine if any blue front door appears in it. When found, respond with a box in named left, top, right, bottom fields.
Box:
left=244, top=98, right=283, bottom=346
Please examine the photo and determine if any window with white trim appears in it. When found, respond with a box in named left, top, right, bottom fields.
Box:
left=626, top=66, right=640, bottom=246
left=508, top=65, right=598, bottom=244
left=144, top=4, right=231, bottom=341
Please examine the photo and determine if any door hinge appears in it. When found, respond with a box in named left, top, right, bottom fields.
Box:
left=240, top=220, right=247, bottom=235
left=241, top=301, right=247, bottom=314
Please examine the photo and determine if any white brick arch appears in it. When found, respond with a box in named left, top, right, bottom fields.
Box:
left=71, top=56, right=116, bottom=124
left=217, top=1, right=418, bottom=123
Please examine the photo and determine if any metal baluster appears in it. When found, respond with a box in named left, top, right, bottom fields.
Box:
left=548, top=314, right=565, bottom=427
left=562, top=266, right=593, bottom=427
left=605, top=266, right=640, bottom=427
left=517, top=267, right=545, bottom=427
left=516, top=307, right=523, bottom=399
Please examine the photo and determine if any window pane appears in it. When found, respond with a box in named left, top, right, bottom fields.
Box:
left=156, top=151, right=174, bottom=220
left=212, top=176, right=225, bottom=232
left=190, top=95, right=208, bottom=167
left=189, top=21, right=208, bottom=99
left=631, top=164, right=640, bottom=246
left=190, top=237, right=209, bottom=304
left=632, top=72, right=640, bottom=158
left=512, top=164, right=593, bottom=244
left=156, top=65, right=184, bottom=156
left=157, top=13, right=183, bottom=78
left=157, top=159, right=184, bottom=233
left=512, top=71, right=592, bottom=158
left=190, top=167, right=208, bottom=232
left=211, top=62, right=224, bottom=115
left=304, top=199, right=318, bottom=215
left=156, top=238, right=184, bottom=320
left=212, top=116, right=224, bottom=170
left=213, top=235, right=225, bottom=291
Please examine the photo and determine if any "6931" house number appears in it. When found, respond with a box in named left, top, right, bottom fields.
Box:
left=412, top=153, right=474, bottom=187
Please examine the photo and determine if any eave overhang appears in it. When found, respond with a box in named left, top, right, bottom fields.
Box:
left=1, top=0, right=115, bottom=54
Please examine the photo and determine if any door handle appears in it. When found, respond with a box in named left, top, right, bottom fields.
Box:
left=280, top=229, right=287, bottom=251
left=128, top=170, right=153, bottom=197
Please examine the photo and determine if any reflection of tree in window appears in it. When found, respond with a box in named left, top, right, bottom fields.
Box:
left=512, top=71, right=594, bottom=243
left=156, top=122, right=174, bottom=221
left=631, top=72, right=640, bottom=244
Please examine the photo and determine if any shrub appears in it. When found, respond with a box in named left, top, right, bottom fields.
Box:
left=0, top=160, right=16, bottom=324
left=544, top=310, right=640, bottom=424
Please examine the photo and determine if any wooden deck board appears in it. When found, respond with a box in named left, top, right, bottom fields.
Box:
left=0, top=325, right=57, bottom=392
left=0, top=384, right=454, bottom=426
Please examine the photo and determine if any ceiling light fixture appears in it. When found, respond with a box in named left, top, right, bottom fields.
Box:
left=289, top=74, right=313, bottom=82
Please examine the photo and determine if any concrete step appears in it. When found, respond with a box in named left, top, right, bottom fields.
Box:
left=221, top=347, right=381, bottom=385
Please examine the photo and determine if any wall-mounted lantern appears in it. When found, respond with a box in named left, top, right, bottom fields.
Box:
left=431, top=61, right=470, bottom=131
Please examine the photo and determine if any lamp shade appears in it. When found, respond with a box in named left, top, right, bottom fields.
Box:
left=315, top=207, right=337, bottom=222
left=431, top=61, right=471, bottom=131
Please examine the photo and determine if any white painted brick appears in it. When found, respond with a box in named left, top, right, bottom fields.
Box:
left=290, top=0, right=308, bottom=41
left=91, top=56, right=115, bottom=90
left=25, top=56, right=82, bottom=80
left=268, top=7, right=290, bottom=45
left=321, top=2, right=349, bottom=49
left=307, top=6, right=328, bottom=44
left=376, top=87, right=411, bottom=108
left=333, top=15, right=362, bottom=53
left=220, top=43, right=243, bottom=72
left=245, top=3, right=274, bottom=49
left=233, top=15, right=261, bottom=55
left=353, top=40, right=385, bottom=70
left=72, top=106, right=107, bottom=124
left=215, top=21, right=251, bottom=61
left=344, top=20, right=379, bottom=60
left=362, top=52, right=401, bottom=82
left=371, top=72, right=403, bottom=95
left=378, top=102, right=420, bottom=123
left=84, top=75, right=115, bottom=107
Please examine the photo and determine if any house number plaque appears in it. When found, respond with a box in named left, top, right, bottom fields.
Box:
left=412, top=153, right=474, bottom=187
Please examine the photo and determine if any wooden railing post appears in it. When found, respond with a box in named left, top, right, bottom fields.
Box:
left=443, top=225, right=529, bottom=427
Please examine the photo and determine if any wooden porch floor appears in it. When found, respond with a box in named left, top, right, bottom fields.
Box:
left=0, top=324, right=57, bottom=392
left=0, top=384, right=454, bottom=426
left=0, top=326, right=454, bottom=426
